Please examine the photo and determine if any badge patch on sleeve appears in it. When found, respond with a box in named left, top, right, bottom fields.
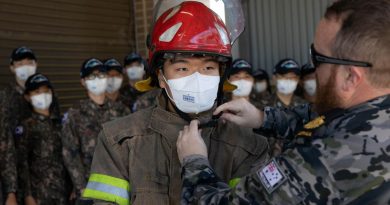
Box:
left=257, top=159, right=287, bottom=194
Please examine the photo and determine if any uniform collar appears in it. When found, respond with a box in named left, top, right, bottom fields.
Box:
left=273, top=93, right=302, bottom=108
left=85, top=98, right=110, bottom=110
left=149, top=91, right=215, bottom=144
left=32, top=112, right=50, bottom=121
left=344, top=94, right=390, bottom=114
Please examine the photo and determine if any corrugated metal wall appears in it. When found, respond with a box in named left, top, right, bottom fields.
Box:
left=237, top=0, right=332, bottom=74
left=0, top=0, right=135, bottom=112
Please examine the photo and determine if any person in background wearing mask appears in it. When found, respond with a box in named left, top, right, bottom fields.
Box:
left=261, top=59, right=306, bottom=156
left=61, top=58, right=128, bottom=204
left=299, top=63, right=317, bottom=103
left=263, top=58, right=306, bottom=108
left=227, top=59, right=262, bottom=108
left=250, top=68, right=272, bottom=107
left=103, top=58, right=131, bottom=114
left=82, top=2, right=268, bottom=204
left=1, top=46, right=60, bottom=205
left=121, top=52, right=147, bottom=111
left=131, top=57, right=161, bottom=112
left=17, top=74, right=70, bottom=205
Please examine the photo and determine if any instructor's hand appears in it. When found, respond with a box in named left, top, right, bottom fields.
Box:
left=214, top=98, right=264, bottom=128
left=177, top=120, right=208, bottom=164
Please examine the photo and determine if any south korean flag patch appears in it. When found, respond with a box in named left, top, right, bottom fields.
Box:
left=257, top=159, right=287, bottom=194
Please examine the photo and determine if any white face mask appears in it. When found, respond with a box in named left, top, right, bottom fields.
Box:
left=31, top=93, right=52, bottom=110
left=106, top=77, right=123, bottom=93
left=126, top=66, right=145, bottom=80
left=254, top=81, right=267, bottom=93
left=85, top=78, right=108, bottom=95
left=304, top=79, right=317, bottom=96
left=163, top=72, right=220, bottom=114
left=15, top=65, right=37, bottom=81
left=276, top=79, right=298, bottom=95
left=231, top=80, right=253, bottom=97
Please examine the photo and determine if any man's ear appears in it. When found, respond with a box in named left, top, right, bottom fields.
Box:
left=157, top=70, right=167, bottom=89
left=10, top=65, right=15, bottom=74
left=24, top=94, right=31, bottom=102
left=80, top=79, right=86, bottom=88
left=342, top=66, right=364, bottom=92
left=272, top=75, right=277, bottom=82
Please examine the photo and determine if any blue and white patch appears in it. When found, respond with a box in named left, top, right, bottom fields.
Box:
left=183, top=94, right=195, bottom=103
left=257, top=159, right=287, bottom=194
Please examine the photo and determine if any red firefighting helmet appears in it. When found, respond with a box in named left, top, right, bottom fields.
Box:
left=136, top=0, right=244, bottom=92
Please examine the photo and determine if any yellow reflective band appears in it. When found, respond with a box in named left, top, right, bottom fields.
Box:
left=229, top=178, right=241, bottom=188
left=83, top=174, right=131, bottom=205
left=88, top=173, right=130, bottom=192
left=83, top=189, right=130, bottom=205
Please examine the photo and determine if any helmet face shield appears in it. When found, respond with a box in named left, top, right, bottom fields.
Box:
left=152, top=0, right=244, bottom=45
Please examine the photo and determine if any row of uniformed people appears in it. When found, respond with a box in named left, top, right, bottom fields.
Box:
left=3, top=0, right=385, bottom=205
left=227, top=58, right=317, bottom=110
left=0, top=47, right=155, bottom=205
left=226, top=58, right=315, bottom=156
left=0, top=48, right=316, bottom=205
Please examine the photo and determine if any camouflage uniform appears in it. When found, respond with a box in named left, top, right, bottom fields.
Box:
left=119, top=84, right=144, bottom=112
left=17, top=112, right=70, bottom=205
left=132, top=88, right=160, bottom=112
left=109, top=98, right=132, bottom=117
left=250, top=92, right=272, bottom=109
left=259, top=92, right=307, bottom=156
left=260, top=92, right=307, bottom=109
left=225, top=92, right=265, bottom=110
left=1, top=82, right=60, bottom=203
left=0, top=90, right=17, bottom=202
left=2, top=82, right=61, bottom=136
left=61, top=99, right=130, bottom=195
left=181, top=94, right=390, bottom=205
left=82, top=91, right=269, bottom=205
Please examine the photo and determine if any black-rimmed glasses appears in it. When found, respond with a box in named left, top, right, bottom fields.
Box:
left=310, top=44, right=372, bottom=68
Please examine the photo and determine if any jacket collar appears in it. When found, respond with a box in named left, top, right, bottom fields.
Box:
left=149, top=91, right=215, bottom=144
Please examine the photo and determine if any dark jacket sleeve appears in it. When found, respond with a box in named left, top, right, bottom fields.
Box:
left=16, top=123, right=32, bottom=196
left=61, top=109, right=87, bottom=193
left=181, top=156, right=267, bottom=205
left=0, top=129, right=17, bottom=194
left=0, top=92, right=17, bottom=194
left=82, top=131, right=130, bottom=205
left=181, top=155, right=309, bottom=205
left=258, top=104, right=317, bottom=139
